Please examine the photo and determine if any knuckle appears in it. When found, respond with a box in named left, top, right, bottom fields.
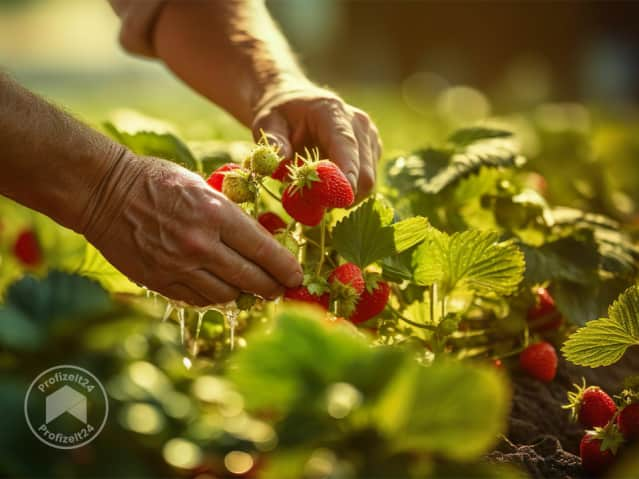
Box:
left=253, top=236, right=273, bottom=260
left=228, top=261, right=254, bottom=286
left=353, top=109, right=371, bottom=126
left=359, top=168, right=376, bottom=193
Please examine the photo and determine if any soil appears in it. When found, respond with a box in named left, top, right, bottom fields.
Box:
left=487, top=350, right=639, bottom=478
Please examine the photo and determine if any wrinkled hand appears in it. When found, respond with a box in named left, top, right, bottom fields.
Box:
left=253, top=87, right=382, bottom=202
left=81, top=151, right=303, bottom=307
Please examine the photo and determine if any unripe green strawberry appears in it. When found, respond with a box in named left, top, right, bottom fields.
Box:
left=248, top=144, right=281, bottom=176
left=206, top=163, right=240, bottom=191
left=222, top=170, right=254, bottom=203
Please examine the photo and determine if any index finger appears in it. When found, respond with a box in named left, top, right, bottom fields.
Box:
left=311, top=101, right=360, bottom=193
left=220, top=206, right=303, bottom=288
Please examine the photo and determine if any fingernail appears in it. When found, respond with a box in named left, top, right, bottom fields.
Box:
left=289, top=269, right=303, bottom=287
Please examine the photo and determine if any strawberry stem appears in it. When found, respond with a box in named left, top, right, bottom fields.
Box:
left=389, top=307, right=436, bottom=331
left=316, top=216, right=326, bottom=276
left=261, top=182, right=282, bottom=202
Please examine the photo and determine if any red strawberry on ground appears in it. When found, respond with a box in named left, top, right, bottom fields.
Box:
left=527, top=287, right=563, bottom=331
left=13, top=229, right=42, bottom=267
left=617, top=402, right=639, bottom=441
left=281, top=186, right=325, bottom=226
left=564, top=380, right=617, bottom=428
left=580, top=434, right=616, bottom=476
left=328, top=263, right=365, bottom=295
left=519, top=341, right=558, bottom=383
left=284, top=286, right=329, bottom=310
left=206, top=163, right=240, bottom=191
left=258, top=212, right=287, bottom=234
left=349, top=280, right=390, bottom=324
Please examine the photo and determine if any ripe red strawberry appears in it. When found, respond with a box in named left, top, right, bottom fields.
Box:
left=258, top=212, right=287, bottom=234
left=281, top=186, right=325, bottom=226
left=271, top=158, right=297, bottom=181
left=580, top=434, right=616, bottom=475
left=564, top=382, right=617, bottom=429
left=617, top=403, right=639, bottom=440
left=328, top=263, right=365, bottom=295
left=288, top=157, right=354, bottom=209
left=312, top=161, right=354, bottom=208
left=527, top=287, right=563, bottom=331
left=349, top=281, right=390, bottom=324
left=284, top=286, right=329, bottom=310
left=206, top=163, right=240, bottom=191
left=519, top=341, right=558, bottom=382
left=13, top=229, right=42, bottom=267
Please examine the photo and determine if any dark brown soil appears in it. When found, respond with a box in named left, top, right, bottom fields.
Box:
left=488, top=350, right=639, bottom=478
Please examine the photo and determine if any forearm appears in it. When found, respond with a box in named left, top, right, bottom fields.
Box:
left=153, top=0, right=311, bottom=127
left=0, top=73, right=124, bottom=233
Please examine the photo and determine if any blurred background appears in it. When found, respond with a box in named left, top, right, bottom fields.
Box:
left=2, top=0, right=638, bottom=149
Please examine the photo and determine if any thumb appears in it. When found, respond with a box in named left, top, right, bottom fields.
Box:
left=252, top=111, right=292, bottom=160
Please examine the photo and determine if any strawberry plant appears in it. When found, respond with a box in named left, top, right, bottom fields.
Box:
left=2, top=112, right=639, bottom=479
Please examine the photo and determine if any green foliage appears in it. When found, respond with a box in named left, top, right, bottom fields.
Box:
left=332, top=198, right=430, bottom=267
left=0, top=271, right=111, bottom=350
left=447, top=127, right=513, bottom=147
left=230, top=306, right=510, bottom=464
left=104, top=122, right=197, bottom=170
left=563, top=285, right=639, bottom=367
left=413, top=230, right=525, bottom=297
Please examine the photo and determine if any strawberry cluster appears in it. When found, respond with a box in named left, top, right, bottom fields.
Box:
left=205, top=135, right=388, bottom=326
left=564, top=379, right=639, bottom=475
left=283, top=263, right=390, bottom=325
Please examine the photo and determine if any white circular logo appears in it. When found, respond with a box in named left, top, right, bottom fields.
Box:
left=24, top=364, right=109, bottom=449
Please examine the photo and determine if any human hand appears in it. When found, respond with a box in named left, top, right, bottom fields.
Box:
left=80, top=151, right=303, bottom=307
left=252, top=86, right=382, bottom=202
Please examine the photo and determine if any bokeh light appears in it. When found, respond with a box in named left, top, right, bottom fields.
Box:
left=224, top=450, right=254, bottom=475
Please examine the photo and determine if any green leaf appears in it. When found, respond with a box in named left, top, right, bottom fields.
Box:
left=104, top=122, right=197, bottom=171
left=563, top=285, right=639, bottom=367
left=424, top=149, right=526, bottom=195
left=520, top=234, right=599, bottom=286
left=413, top=230, right=524, bottom=297
left=0, top=306, right=44, bottom=350
left=373, top=360, right=510, bottom=461
left=229, top=306, right=510, bottom=462
left=393, top=217, right=431, bottom=253
left=385, top=148, right=451, bottom=193
left=75, top=244, right=141, bottom=294
left=332, top=198, right=430, bottom=267
left=448, top=127, right=513, bottom=147
left=6, top=270, right=111, bottom=325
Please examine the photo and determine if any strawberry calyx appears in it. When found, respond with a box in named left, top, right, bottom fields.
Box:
left=286, top=150, right=323, bottom=195
left=587, top=423, right=624, bottom=455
